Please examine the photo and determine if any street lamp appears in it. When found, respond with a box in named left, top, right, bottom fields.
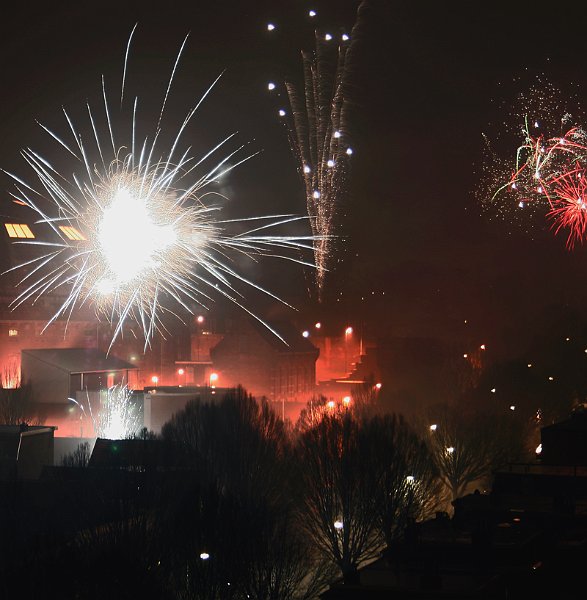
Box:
left=344, top=326, right=353, bottom=374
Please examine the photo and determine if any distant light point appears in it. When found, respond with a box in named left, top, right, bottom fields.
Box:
left=267, top=82, right=276, bottom=91
left=267, top=23, right=276, bottom=31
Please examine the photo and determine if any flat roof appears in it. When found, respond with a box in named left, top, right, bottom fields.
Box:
left=21, top=348, right=137, bottom=374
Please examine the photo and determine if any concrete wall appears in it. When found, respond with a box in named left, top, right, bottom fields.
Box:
left=18, top=428, right=55, bottom=479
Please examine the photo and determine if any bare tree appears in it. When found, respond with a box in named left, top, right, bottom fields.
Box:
left=366, top=414, right=443, bottom=547
left=0, top=375, right=37, bottom=425
left=60, top=442, right=91, bottom=468
left=422, top=403, right=526, bottom=503
left=296, top=412, right=384, bottom=584
left=161, top=387, right=329, bottom=599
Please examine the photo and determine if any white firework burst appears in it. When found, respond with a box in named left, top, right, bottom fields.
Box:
left=70, top=384, right=142, bottom=440
left=3, top=27, right=317, bottom=349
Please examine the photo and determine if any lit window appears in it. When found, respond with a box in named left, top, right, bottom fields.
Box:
left=8, top=329, right=18, bottom=337
left=5, top=223, right=34, bottom=239
left=59, top=225, right=86, bottom=241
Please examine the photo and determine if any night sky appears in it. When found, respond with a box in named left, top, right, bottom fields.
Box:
left=3, top=1, right=587, bottom=361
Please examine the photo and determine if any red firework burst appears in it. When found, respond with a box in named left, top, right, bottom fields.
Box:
left=547, top=166, right=587, bottom=248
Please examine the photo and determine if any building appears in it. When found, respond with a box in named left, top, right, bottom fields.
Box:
left=0, top=424, right=57, bottom=480
left=210, top=318, right=319, bottom=414
left=540, top=405, right=587, bottom=465
left=20, top=347, right=139, bottom=436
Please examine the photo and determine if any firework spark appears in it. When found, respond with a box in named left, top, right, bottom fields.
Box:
left=284, top=29, right=355, bottom=300
left=3, top=30, right=318, bottom=349
left=70, top=384, right=142, bottom=440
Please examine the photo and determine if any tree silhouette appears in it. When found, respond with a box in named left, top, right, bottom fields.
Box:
left=296, top=412, right=384, bottom=583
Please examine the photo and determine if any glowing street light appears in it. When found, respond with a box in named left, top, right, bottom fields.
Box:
left=446, top=446, right=455, bottom=455
left=345, top=326, right=353, bottom=336
left=197, top=315, right=205, bottom=324
left=210, top=372, right=219, bottom=386
left=178, top=368, right=185, bottom=376
left=429, top=424, right=437, bottom=431
left=267, top=82, right=276, bottom=91
left=406, top=475, right=415, bottom=483
left=334, top=520, right=343, bottom=530
left=342, top=396, right=351, bottom=406
left=327, top=400, right=336, bottom=410
left=200, top=552, right=210, bottom=560
left=315, top=322, right=321, bottom=329
left=375, top=382, right=382, bottom=390
left=302, top=330, right=310, bottom=338
left=151, top=375, right=159, bottom=385
left=267, top=23, right=275, bottom=31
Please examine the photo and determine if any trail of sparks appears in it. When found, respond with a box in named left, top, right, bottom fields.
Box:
left=3, top=30, right=319, bottom=349
left=283, top=29, right=355, bottom=300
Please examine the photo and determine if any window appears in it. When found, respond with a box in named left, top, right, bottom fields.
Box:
left=4, top=223, right=34, bottom=239
left=59, top=225, right=86, bottom=241
left=8, top=329, right=18, bottom=337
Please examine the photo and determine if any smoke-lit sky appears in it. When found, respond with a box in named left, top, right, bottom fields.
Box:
left=2, top=1, right=587, bottom=359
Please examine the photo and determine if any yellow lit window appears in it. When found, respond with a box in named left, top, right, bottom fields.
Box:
left=8, top=329, right=18, bottom=337
left=59, top=225, right=86, bottom=241
left=4, top=223, right=35, bottom=239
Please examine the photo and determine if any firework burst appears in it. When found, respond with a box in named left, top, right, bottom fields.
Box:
left=547, top=166, right=587, bottom=248
left=479, top=77, right=587, bottom=246
left=3, top=29, right=318, bottom=349
left=70, top=384, right=142, bottom=440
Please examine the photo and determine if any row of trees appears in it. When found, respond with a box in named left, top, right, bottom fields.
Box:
left=1, top=382, right=536, bottom=598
